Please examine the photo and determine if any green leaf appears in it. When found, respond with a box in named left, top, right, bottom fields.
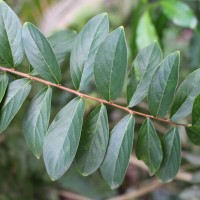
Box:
left=94, top=27, right=127, bottom=101
left=161, top=1, right=197, bottom=29
left=100, top=115, right=135, bottom=189
left=48, top=29, right=77, bottom=65
left=70, top=13, right=109, bottom=91
left=136, top=11, right=158, bottom=50
left=192, top=94, right=200, bottom=126
left=0, top=72, right=8, bottom=103
left=43, top=97, right=85, bottom=180
left=0, top=78, right=31, bottom=133
left=156, top=127, right=181, bottom=183
left=0, top=0, right=23, bottom=67
left=136, top=118, right=163, bottom=175
left=148, top=52, right=180, bottom=117
left=127, top=42, right=162, bottom=106
left=22, top=22, right=62, bottom=83
left=186, top=126, right=200, bottom=146
left=75, top=104, right=109, bottom=176
left=170, top=69, right=200, bottom=122
left=23, top=87, right=52, bottom=159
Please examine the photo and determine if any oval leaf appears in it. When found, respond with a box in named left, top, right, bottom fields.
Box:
left=127, top=42, right=162, bottom=106
left=148, top=51, right=180, bottom=117
left=94, top=27, right=127, bottom=101
left=0, top=78, right=31, bottom=133
left=161, top=1, right=197, bottom=29
left=48, top=29, right=77, bottom=65
left=136, top=11, right=158, bottom=50
left=192, top=94, right=200, bottom=126
left=23, top=87, right=52, bottom=159
left=75, top=104, right=109, bottom=176
left=156, top=127, right=181, bottom=183
left=136, top=118, right=163, bottom=175
left=70, top=13, right=109, bottom=91
left=22, top=22, right=61, bottom=83
left=0, top=0, right=23, bottom=67
left=170, top=69, right=200, bottom=122
left=100, top=115, right=135, bottom=189
left=186, top=126, right=200, bottom=146
left=43, top=97, right=85, bottom=180
left=0, top=72, right=8, bottom=103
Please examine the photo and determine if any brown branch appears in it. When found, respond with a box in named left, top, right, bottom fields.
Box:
left=0, top=66, right=190, bottom=127
left=59, top=190, right=92, bottom=200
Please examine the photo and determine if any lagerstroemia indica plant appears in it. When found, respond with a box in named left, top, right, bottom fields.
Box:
left=0, top=0, right=200, bottom=189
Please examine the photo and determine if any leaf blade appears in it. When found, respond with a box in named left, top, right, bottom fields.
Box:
left=170, top=69, right=200, bottom=122
left=0, top=78, right=32, bottom=133
left=127, top=42, right=162, bottom=106
left=156, top=127, right=181, bottom=183
left=136, top=118, right=163, bottom=175
left=148, top=51, right=180, bottom=117
left=22, top=22, right=62, bottom=83
left=75, top=104, right=109, bottom=176
left=23, top=87, right=52, bottom=158
left=100, top=115, right=135, bottom=189
left=43, top=97, right=85, bottom=180
left=94, top=27, right=128, bottom=101
left=186, top=126, right=200, bottom=146
left=0, top=72, right=8, bottom=103
left=0, top=0, right=23, bottom=67
left=70, top=13, right=109, bottom=91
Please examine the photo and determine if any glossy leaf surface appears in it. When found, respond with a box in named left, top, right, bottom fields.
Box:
left=127, top=42, right=162, bottom=106
left=156, top=127, right=181, bottom=182
left=48, top=29, right=77, bottom=65
left=23, top=87, right=52, bottom=158
left=148, top=52, right=180, bottom=117
left=75, top=104, right=109, bottom=176
left=100, top=115, right=135, bottom=189
left=186, top=126, right=200, bottom=146
left=0, top=79, right=31, bottom=133
left=70, top=13, right=109, bottom=91
left=136, top=118, right=162, bottom=175
left=23, top=22, right=61, bottom=83
left=43, top=97, right=85, bottom=180
left=171, top=69, right=200, bottom=122
left=0, top=0, right=23, bottom=67
left=94, top=27, right=127, bottom=101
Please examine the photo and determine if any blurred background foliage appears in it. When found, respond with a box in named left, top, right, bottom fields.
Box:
left=1, top=0, right=200, bottom=199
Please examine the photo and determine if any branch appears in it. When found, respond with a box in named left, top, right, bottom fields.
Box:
left=0, top=66, right=190, bottom=127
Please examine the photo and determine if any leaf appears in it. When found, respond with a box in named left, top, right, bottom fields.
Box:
left=170, top=69, right=200, bottom=122
left=100, top=115, right=135, bottom=189
left=136, top=118, right=163, bottom=175
left=0, top=0, right=23, bottom=67
left=75, top=104, right=109, bottom=176
left=23, top=87, right=52, bottom=159
left=148, top=51, right=180, bottom=117
left=161, top=1, right=197, bottom=29
left=127, top=42, right=162, bottom=106
left=186, top=126, right=200, bottom=146
left=70, top=13, right=109, bottom=91
left=48, top=29, right=77, bottom=65
left=94, top=27, right=127, bottom=101
left=43, top=97, right=85, bottom=180
left=192, top=94, right=200, bottom=126
left=156, top=127, right=181, bottom=183
left=22, top=22, right=62, bottom=83
left=136, top=11, right=158, bottom=50
left=0, top=78, right=31, bottom=133
left=0, top=72, right=8, bottom=103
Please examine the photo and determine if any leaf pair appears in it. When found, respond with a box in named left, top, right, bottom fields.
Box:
left=70, top=13, right=128, bottom=101
left=136, top=118, right=181, bottom=182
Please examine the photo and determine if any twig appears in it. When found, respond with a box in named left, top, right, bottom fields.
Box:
left=0, top=66, right=190, bottom=127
